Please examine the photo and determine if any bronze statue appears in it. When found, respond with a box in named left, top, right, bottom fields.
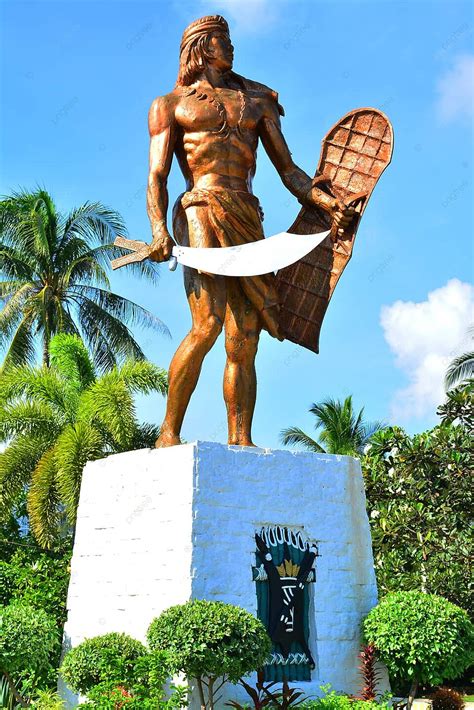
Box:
left=113, top=15, right=393, bottom=448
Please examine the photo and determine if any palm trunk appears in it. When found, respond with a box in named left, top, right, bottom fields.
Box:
left=43, top=333, right=50, bottom=367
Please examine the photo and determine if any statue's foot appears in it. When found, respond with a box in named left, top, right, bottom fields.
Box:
left=228, top=438, right=257, bottom=447
left=155, top=428, right=181, bottom=448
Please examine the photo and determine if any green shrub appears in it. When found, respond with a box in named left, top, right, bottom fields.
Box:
left=31, top=689, right=66, bottom=709
left=59, top=632, right=147, bottom=695
left=147, top=600, right=271, bottom=708
left=363, top=592, right=474, bottom=708
left=299, top=684, right=391, bottom=710
left=0, top=603, right=57, bottom=677
left=76, top=651, right=187, bottom=709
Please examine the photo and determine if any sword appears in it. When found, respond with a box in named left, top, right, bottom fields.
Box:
left=111, top=229, right=330, bottom=277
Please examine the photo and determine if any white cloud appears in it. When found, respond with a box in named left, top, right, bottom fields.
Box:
left=381, top=279, right=474, bottom=422
left=436, top=54, right=474, bottom=122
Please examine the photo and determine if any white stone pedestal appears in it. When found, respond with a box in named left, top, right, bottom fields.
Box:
left=61, top=442, right=388, bottom=707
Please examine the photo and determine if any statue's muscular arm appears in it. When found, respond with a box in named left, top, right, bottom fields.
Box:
left=147, top=94, right=177, bottom=262
left=259, top=99, right=355, bottom=228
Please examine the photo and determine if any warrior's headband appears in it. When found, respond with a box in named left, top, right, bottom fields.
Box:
left=180, top=15, right=229, bottom=51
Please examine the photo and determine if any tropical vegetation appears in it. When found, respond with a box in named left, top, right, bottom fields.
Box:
left=280, top=395, right=384, bottom=456
left=363, top=592, right=474, bottom=710
left=0, top=188, right=167, bottom=371
left=363, top=384, right=473, bottom=614
left=0, top=333, right=167, bottom=547
left=147, top=600, right=271, bottom=710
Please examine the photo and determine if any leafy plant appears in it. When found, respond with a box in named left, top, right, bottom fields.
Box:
left=227, top=672, right=306, bottom=709
left=0, top=602, right=58, bottom=707
left=280, top=396, right=384, bottom=456
left=0, top=188, right=167, bottom=370
left=438, top=380, right=473, bottom=433
left=298, top=684, right=391, bottom=710
left=147, top=600, right=271, bottom=710
left=357, top=645, right=379, bottom=701
left=59, top=632, right=147, bottom=695
left=363, top=592, right=474, bottom=710
left=0, top=333, right=167, bottom=547
left=363, top=423, right=473, bottom=613
left=31, top=689, right=66, bottom=709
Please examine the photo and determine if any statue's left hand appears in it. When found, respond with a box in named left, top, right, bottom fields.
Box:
left=331, top=200, right=357, bottom=240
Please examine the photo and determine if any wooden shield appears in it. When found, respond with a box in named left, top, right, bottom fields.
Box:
left=276, top=108, right=394, bottom=353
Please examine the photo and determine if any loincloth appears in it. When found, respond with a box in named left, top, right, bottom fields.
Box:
left=172, top=187, right=283, bottom=340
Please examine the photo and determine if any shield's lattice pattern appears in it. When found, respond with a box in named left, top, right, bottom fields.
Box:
left=276, top=108, right=394, bottom=353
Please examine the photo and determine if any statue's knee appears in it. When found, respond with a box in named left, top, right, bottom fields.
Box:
left=194, top=314, right=223, bottom=343
left=225, top=331, right=258, bottom=362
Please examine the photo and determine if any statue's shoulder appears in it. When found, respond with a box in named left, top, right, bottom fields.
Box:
left=148, top=91, right=181, bottom=132
left=228, top=72, right=285, bottom=116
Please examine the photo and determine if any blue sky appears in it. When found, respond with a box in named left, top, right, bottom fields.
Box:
left=1, top=0, right=473, bottom=448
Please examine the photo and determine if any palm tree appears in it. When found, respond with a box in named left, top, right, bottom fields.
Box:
left=0, top=333, right=168, bottom=548
left=445, top=326, right=474, bottom=390
left=0, top=188, right=168, bottom=370
left=280, top=395, right=384, bottom=456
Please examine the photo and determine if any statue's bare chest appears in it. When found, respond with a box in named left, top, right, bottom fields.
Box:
left=175, top=88, right=259, bottom=135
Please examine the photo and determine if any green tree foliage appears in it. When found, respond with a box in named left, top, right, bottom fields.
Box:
left=437, top=380, right=473, bottom=433
left=0, top=188, right=168, bottom=370
left=0, top=546, right=70, bottom=623
left=280, top=396, right=384, bottom=456
left=363, top=592, right=474, bottom=709
left=362, top=422, right=473, bottom=613
left=0, top=333, right=168, bottom=547
left=0, top=602, right=58, bottom=706
left=147, top=600, right=271, bottom=710
left=60, top=633, right=147, bottom=695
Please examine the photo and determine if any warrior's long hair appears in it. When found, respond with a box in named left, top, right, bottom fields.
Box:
left=176, top=35, right=215, bottom=87
left=176, top=15, right=229, bottom=87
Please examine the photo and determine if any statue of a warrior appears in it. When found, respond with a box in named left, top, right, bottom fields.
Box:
left=145, top=15, right=355, bottom=448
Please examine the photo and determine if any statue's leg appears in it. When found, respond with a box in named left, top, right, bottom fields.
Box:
left=156, top=201, right=227, bottom=448
left=156, top=270, right=227, bottom=448
left=223, top=278, right=262, bottom=447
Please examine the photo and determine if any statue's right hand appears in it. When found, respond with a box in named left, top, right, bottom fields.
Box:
left=149, top=232, right=174, bottom=263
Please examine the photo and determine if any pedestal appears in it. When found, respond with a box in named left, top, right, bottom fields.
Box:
left=61, top=442, right=388, bottom=707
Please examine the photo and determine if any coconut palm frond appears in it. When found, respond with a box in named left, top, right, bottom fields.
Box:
left=1, top=189, right=168, bottom=368
left=284, top=396, right=383, bottom=456
left=279, top=426, right=325, bottom=453
left=76, top=294, right=146, bottom=370
left=445, top=350, right=474, bottom=390
left=1, top=312, right=38, bottom=370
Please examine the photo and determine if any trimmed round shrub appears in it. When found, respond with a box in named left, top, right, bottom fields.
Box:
left=147, top=600, right=271, bottom=681
left=0, top=602, right=57, bottom=676
left=60, top=632, right=147, bottom=694
left=363, top=592, right=474, bottom=686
